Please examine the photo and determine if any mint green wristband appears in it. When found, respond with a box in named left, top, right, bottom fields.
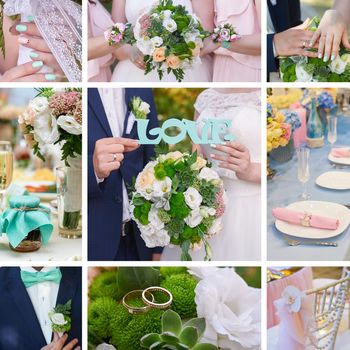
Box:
left=221, top=41, right=231, bottom=49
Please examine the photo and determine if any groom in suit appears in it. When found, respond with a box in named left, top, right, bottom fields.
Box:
left=88, top=88, right=162, bottom=261
left=0, top=267, right=82, bottom=350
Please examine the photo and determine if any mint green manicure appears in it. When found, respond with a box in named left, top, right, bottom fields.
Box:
left=45, top=74, right=56, bottom=81
left=331, top=54, right=335, bottom=61
left=16, top=24, right=27, bottom=32
left=323, top=55, right=328, bottom=62
left=29, top=52, right=39, bottom=58
left=32, top=61, right=43, bottom=68
left=27, top=15, right=34, bottom=22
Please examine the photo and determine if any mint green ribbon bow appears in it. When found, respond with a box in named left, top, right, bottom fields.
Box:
left=20, top=268, right=62, bottom=288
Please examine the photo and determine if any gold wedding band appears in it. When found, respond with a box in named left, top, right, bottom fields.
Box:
left=122, top=289, right=154, bottom=314
left=302, top=41, right=306, bottom=49
left=142, top=287, right=173, bottom=309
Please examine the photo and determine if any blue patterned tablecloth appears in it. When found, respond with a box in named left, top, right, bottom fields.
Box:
left=268, top=115, right=350, bottom=261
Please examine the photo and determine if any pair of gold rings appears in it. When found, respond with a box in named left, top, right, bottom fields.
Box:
left=122, top=286, right=173, bottom=314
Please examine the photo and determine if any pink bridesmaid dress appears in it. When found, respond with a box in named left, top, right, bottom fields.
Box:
left=213, top=0, right=261, bottom=82
left=88, top=0, right=114, bottom=82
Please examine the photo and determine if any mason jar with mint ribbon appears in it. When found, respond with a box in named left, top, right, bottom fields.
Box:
left=0, top=195, right=53, bottom=252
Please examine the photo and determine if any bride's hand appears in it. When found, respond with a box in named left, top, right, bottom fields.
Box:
left=10, top=22, right=65, bottom=80
left=309, top=9, right=350, bottom=62
left=200, top=36, right=220, bottom=57
left=211, top=141, right=261, bottom=184
left=113, top=45, right=146, bottom=70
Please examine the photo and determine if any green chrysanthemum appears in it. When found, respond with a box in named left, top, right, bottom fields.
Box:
left=159, top=267, right=188, bottom=278
left=89, top=270, right=121, bottom=301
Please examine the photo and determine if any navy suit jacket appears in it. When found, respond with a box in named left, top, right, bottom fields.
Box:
left=0, top=267, right=82, bottom=350
left=88, top=88, right=162, bottom=261
left=267, top=0, right=302, bottom=76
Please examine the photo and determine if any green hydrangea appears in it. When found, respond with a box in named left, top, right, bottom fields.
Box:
left=159, top=267, right=188, bottom=278
left=89, top=270, right=121, bottom=301
left=88, top=297, right=120, bottom=340
left=110, top=304, right=163, bottom=350
left=160, top=273, right=197, bottom=318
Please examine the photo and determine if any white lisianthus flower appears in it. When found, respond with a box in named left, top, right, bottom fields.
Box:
left=185, top=209, right=203, bottom=228
left=29, top=96, right=49, bottom=114
left=295, top=64, right=313, bottom=82
left=198, top=167, right=221, bottom=182
left=136, top=168, right=156, bottom=201
left=162, top=10, right=172, bottom=19
left=200, top=206, right=216, bottom=218
left=51, top=313, right=67, bottom=326
left=163, top=18, right=177, bottom=33
left=330, top=55, right=347, bottom=74
left=159, top=151, right=184, bottom=162
left=190, top=267, right=261, bottom=349
left=183, top=29, right=201, bottom=44
left=152, top=177, right=172, bottom=198
left=139, top=101, right=151, bottom=115
left=191, top=156, right=207, bottom=171
left=151, top=36, right=164, bottom=48
left=184, top=187, right=202, bottom=210
left=137, top=38, right=155, bottom=55
left=57, top=115, right=82, bottom=135
left=33, top=111, right=59, bottom=146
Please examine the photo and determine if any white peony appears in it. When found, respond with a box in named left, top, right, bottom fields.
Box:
left=152, top=177, right=172, bottom=199
left=151, top=36, right=163, bottom=47
left=137, top=38, right=155, bottom=55
left=190, top=267, right=261, bottom=350
left=184, top=187, right=202, bottom=210
left=57, top=115, right=82, bottom=135
left=295, top=64, right=313, bottom=82
left=198, top=167, right=221, bottom=182
left=163, top=18, right=177, bottom=33
left=185, top=209, right=203, bottom=228
left=330, top=55, right=347, bottom=74
left=50, top=313, right=67, bottom=326
left=139, top=101, right=151, bottom=115
left=29, top=96, right=49, bottom=114
left=33, top=110, right=59, bottom=146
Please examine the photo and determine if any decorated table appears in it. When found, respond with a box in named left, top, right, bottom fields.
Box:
left=268, top=115, right=350, bottom=261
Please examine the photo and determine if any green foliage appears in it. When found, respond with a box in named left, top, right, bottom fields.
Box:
left=235, top=267, right=261, bottom=289
left=161, top=273, right=198, bottom=318
left=134, top=201, right=152, bottom=225
left=159, top=267, right=188, bottom=278
left=89, top=270, right=122, bottom=301
left=158, top=208, right=172, bottom=223
left=199, top=180, right=218, bottom=207
left=54, top=130, right=82, bottom=166
left=140, top=310, right=218, bottom=350
left=168, top=192, right=190, bottom=219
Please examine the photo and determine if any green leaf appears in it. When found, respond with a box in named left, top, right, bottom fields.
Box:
left=192, top=343, right=218, bottom=350
left=179, top=327, right=198, bottom=347
left=141, top=333, right=162, bottom=347
left=183, top=318, right=206, bottom=339
left=161, top=332, right=180, bottom=344
left=150, top=341, right=166, bottom=350
left=162, top=310, right=182, bottom=336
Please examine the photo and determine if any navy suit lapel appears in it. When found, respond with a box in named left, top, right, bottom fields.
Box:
left=56, top=268, right=78, bottom=307
left=5, top=267, right=46, bottom=346
left=123, top=89, right=133, bottom=137
left=88, top=88, right=113, bottom=137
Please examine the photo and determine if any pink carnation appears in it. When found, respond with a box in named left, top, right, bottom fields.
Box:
left=49, top=91, right=82, bottom=118
left=215, top=189, right=226, bottom=217
left=139, top=14, right=151, bottom=36
left=281, top=123, right=291, bottom=141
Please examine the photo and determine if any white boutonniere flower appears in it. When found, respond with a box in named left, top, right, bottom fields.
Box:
left=131, top=96, right=151, bottom=119
left=49, top=300, right=72, bottom=337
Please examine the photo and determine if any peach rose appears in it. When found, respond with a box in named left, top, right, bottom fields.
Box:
left=191, top=43, right=201, bottom=57
left=166, top=54, right=181, bottom=69
left=153, top=47, right=166, bottom=62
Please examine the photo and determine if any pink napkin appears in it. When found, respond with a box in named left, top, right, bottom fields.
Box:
left=331, top=148, right=350, bottom=158
left=272, top=208, right=339, bottom=230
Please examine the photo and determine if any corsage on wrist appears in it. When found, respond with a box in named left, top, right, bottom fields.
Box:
left=212, top=24, right=241, bottom=49
left=104, top=23, right=134, bottom=46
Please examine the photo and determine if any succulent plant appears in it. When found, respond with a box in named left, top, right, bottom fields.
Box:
left=140, top=309, right=218, bottom=350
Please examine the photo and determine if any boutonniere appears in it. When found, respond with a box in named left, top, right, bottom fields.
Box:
left=131, top=97, right=151, bottom=119
left=49, top=300, right=72, bottom=336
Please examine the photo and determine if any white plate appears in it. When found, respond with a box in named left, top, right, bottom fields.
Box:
left=316, top=172, right=350, bottom=190
left=275, top=201, right=350, bottom=239
left=16, top=181, right=57, bottom=202
left=328, top=152, right=350, bottom=165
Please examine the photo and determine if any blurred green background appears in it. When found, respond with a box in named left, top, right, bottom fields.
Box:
left=301, top=0, right=332, bottom=18
left=236, top=267, right=261, bottom=288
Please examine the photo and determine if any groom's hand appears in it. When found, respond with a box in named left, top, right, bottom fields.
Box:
left=41, top=333, right=80, bottom=350
left=93, top=137, right=139, bottom=179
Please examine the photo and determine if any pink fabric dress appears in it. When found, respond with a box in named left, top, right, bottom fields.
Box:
left=213, top=0, right=261, bottom=82
left=88, top=0, right=114, bottom=82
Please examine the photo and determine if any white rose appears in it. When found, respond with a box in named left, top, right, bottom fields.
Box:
left=139, top=101, right=151, bottom=115
left=330, top=55, right=347, bottom=74
left=135, top=168, right=156, bottom=200
left=192, top=267, right=261, bottom=349
left=29, top=96, right=49, bottom=114
left=151, top=36, right=163, bottom=47
left=159, top=151, right=184, bottom=162
left=57, top=115, right=82, bottom=135
left=137, top=38, right=155, bottom=55
left=33, top=111, right=59, bottom=146
left=198, top=167, right=220, bottom=182
left=295, top=64, right=313, bottom=82
left=51, top=313, right=67, bottom=326
left=191, top=156, right=207, bottom=171
left=163, top=18, right=177, bottom=33
left=185, top=209, right=203, bottom=228
left=152, top=177, right=172, bottom=198
left=184, top=187, right=202, bottom=210
left=162, top=10, right=172, bottom=18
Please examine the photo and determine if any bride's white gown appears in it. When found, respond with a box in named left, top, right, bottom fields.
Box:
left=161, top=89, right=261, bottom=261
left=111, top=0, right=212, bottom=82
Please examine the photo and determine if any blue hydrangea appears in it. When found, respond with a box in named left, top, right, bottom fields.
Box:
left=267, top=103, right=273, bottom=117
left=317, top=92, right=336, bottom=109
left=284, top=111, right=301, bottom=132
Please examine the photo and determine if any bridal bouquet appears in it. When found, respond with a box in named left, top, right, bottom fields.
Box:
left=88, top=267, right=261, bottom=350
left=279, top=17, right=350, bottom=82
left=130, top=151, right=226, bottom=261
left=133, top=0, right=209, bottom=82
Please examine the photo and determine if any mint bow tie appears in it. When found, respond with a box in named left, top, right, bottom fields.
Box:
left=21, top=268, right=62, bottom=288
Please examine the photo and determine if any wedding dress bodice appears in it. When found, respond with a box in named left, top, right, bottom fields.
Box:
left=125, top=0, right=193, bottom=25
left=195, top=89, right=261, bottom=196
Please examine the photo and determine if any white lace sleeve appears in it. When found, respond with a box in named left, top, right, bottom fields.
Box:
left=3, top=0, right=31, bottom=15
left=194, top=89, right=215, bottom=114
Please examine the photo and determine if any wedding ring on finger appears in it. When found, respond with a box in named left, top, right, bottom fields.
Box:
left=302, top=41, right=306, bottom=49
left=122, top=290, right=155, bottom=314
left=142, top=287, right=173, bottom=309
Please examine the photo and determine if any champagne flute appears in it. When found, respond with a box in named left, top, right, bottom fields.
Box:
left=327, top=116, right=337, bottom=148
left=0, top=141, right=13, bottom=212
left=296, top=147, right=310, bottom=200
